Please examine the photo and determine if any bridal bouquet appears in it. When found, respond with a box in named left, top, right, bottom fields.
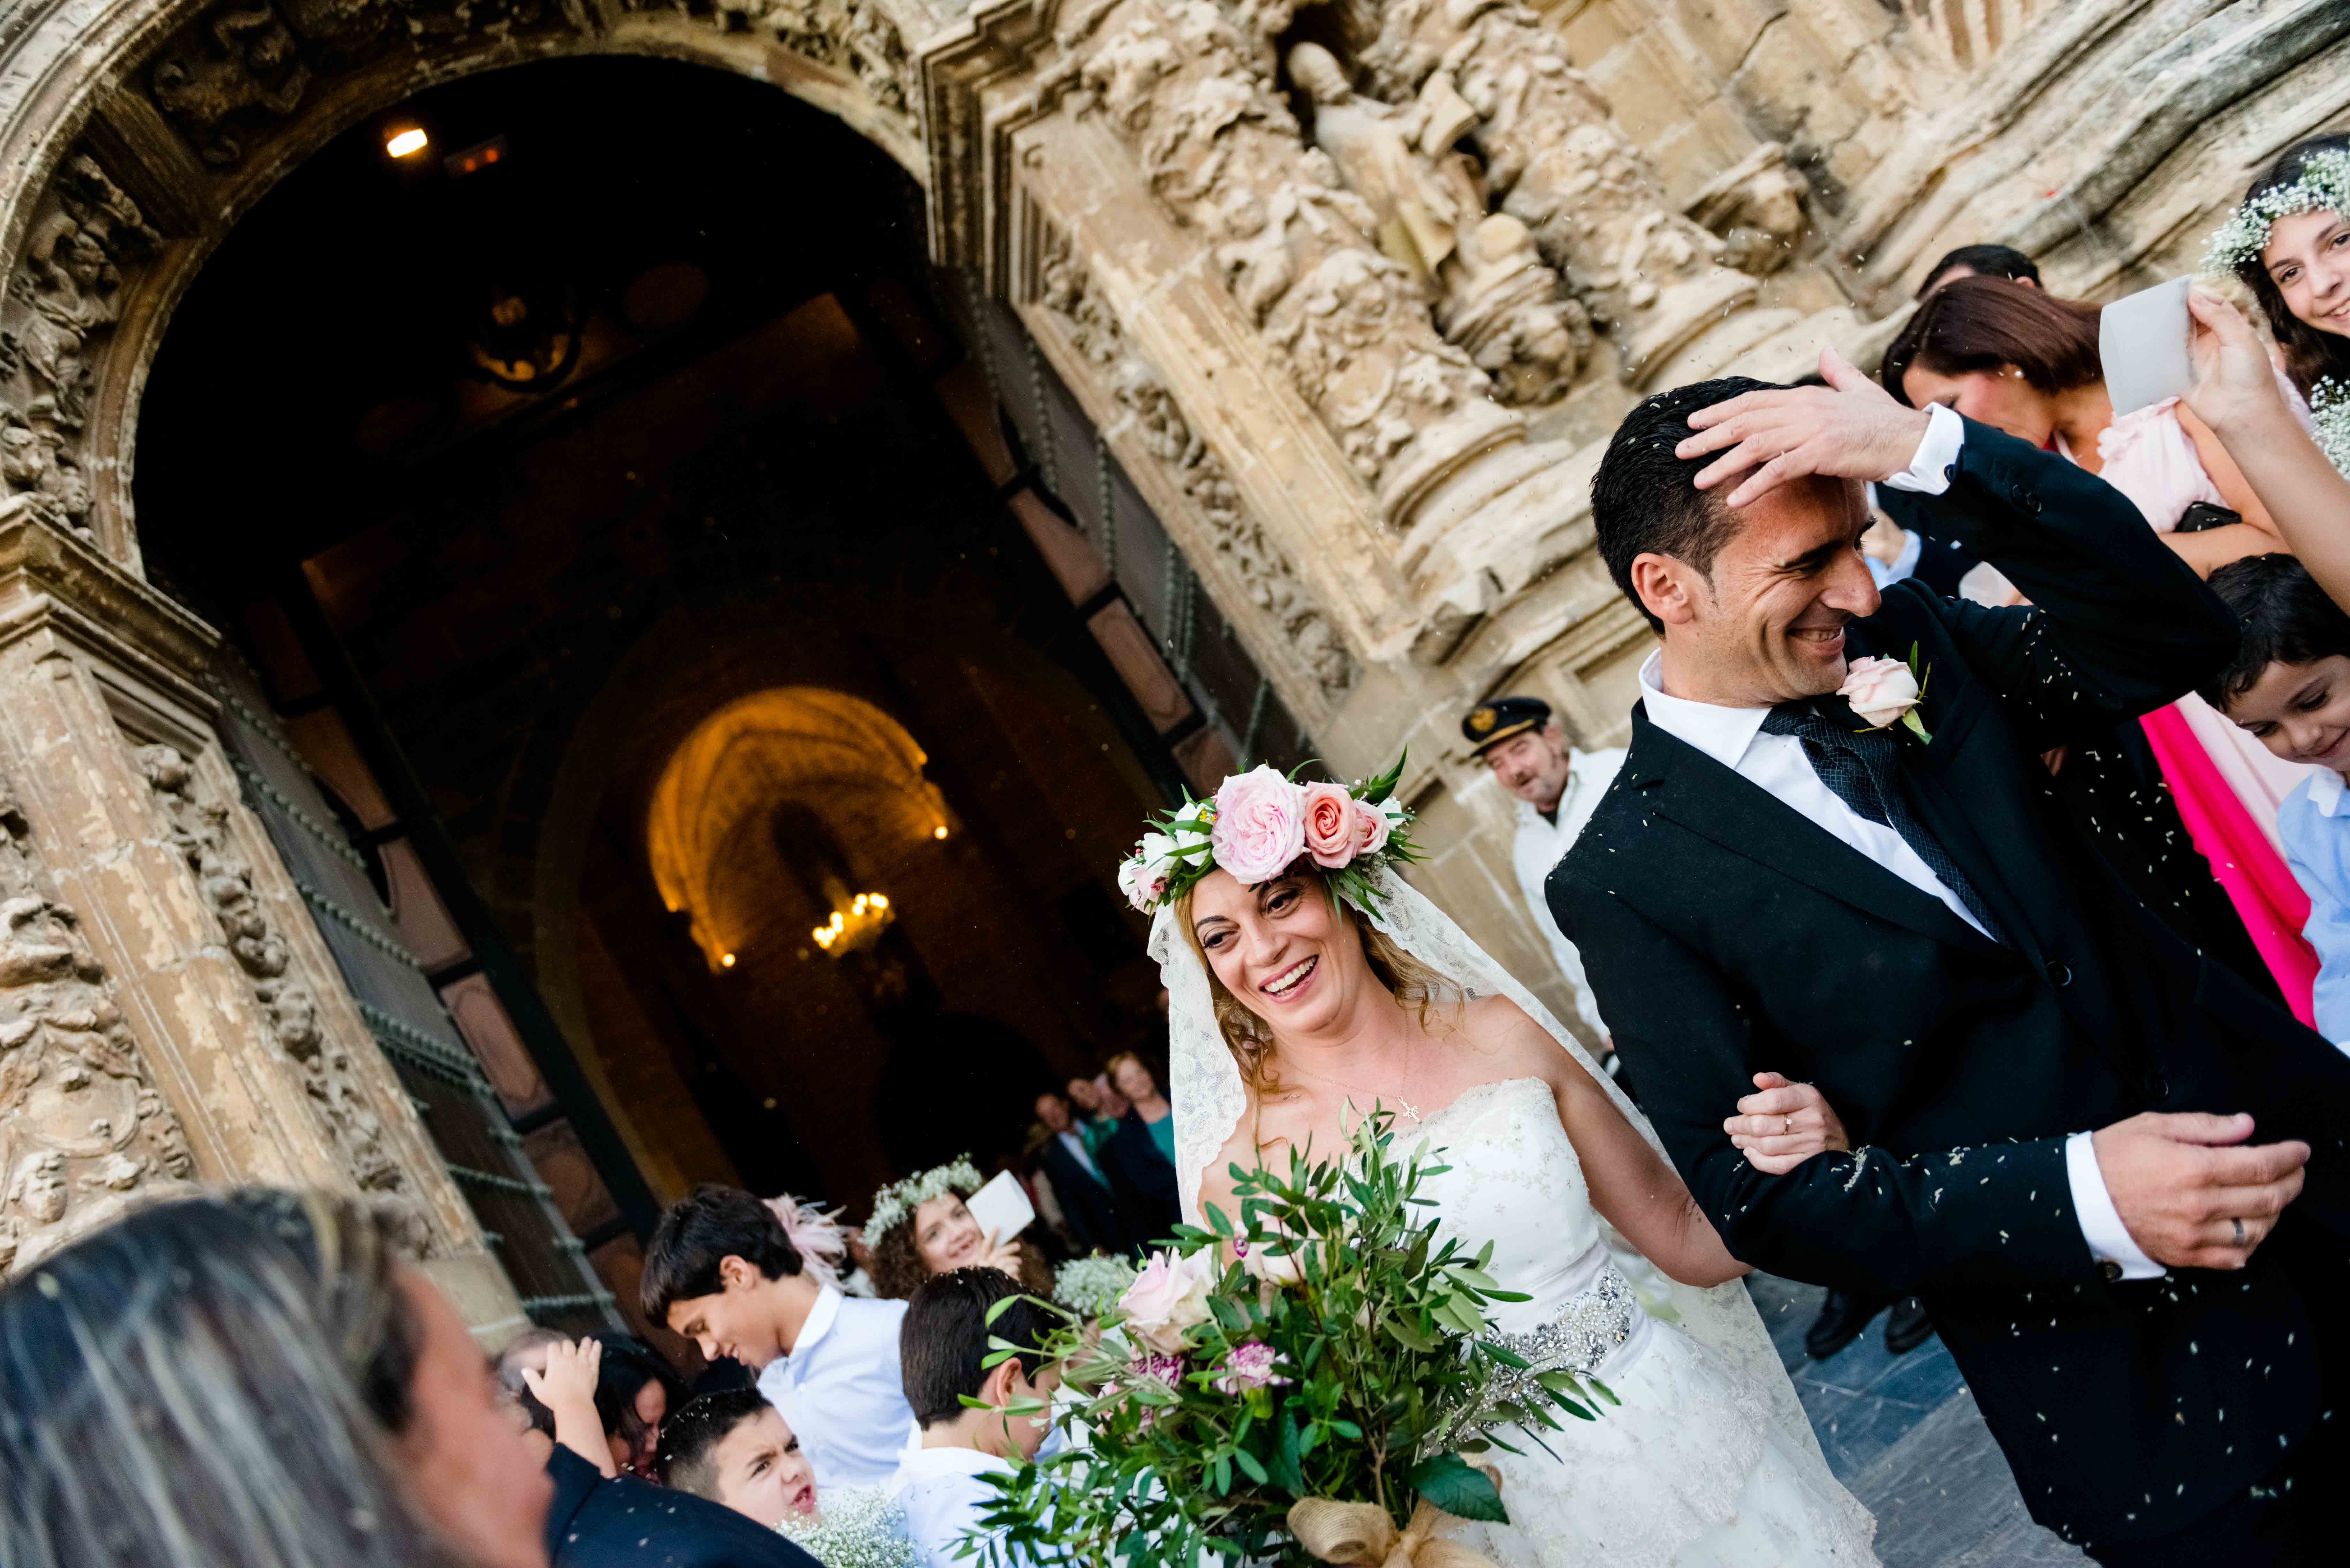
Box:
left=967, top=1113, right=1610, bottom=1568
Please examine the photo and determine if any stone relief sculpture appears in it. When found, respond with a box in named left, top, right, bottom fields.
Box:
left=1288, top=41, right=1584, bottom=404
left=1056, top=0, right=1519, bottom=511
left=134, top=743, right=411, bottom=1200
left=1036, top=229, right=1354, bottom=696
left=0, top=772, right=195, bottom=1277
left=690, top=0, right=916, bottom=122
left=0, top=156, right=161, bottom=537
left=1359, top=0, right=1766, bottom=381
left=1687, top=143, right=1811, bottom=277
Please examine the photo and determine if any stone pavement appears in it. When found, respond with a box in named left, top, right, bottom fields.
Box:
left=1746, top=1275, right=2090, bottom=1567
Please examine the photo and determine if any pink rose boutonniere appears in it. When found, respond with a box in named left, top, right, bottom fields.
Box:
left=1839, top=647, right=1932, bottom=743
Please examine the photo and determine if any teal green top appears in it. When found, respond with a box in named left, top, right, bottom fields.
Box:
left=1147, top=1110, right=1175, bottom=1165
left=1080, top=1114, right=1119, bottom=1159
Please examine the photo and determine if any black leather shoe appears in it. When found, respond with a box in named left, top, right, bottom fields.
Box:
left=1804, top=1290, right=1891, bottom=1360
left=1884, top=1296, right=1935, bottom=1355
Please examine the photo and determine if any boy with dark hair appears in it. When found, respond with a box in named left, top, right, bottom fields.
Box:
left=645, top=1185, right=915, bottom=1490
left=889, top=1268, right=1058, bottom=1568
left=658, top=1389, right=820, bottom=1530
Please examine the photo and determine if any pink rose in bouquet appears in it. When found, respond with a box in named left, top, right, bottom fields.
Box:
left=1119, top=1247, right=1218, bottom=1354
left=1210, top=766, right=1307, bottom=885
left=1300, top=781, right=1357, bottom=868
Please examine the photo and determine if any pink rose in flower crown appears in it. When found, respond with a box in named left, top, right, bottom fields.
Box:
left=1349, top=797, right=1391, bottom=859
left=1299, top=781, right=1357, bottom=869
left=1210, top=766, right=1308, bottom=885
left=1119, top=1246, right=1218, bottom=1354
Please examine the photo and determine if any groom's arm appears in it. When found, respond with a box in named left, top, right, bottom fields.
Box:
left=1560, top=878, right=2099, bottom=1298
left=1888, top=413, right=2240, bottom=748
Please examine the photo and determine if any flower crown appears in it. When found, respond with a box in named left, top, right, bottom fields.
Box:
left=861, top=1155, right=981, bottom=1247
left=2201, top=147, right=2350, bottom=274
left=1117, top=755, right=1418, bottom=916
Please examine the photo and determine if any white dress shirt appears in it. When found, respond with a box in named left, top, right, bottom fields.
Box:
left=1510, top=747, right=1629, bottom=1037
left=891, top=1444, right=1027, bottom=1568
left=1638, top=402, right=2164, bottom=1281
left=757, top=1286, right=918, bottom=1489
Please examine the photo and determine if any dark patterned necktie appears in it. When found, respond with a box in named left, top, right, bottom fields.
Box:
left=1760, top=701, right=2007, bottom=944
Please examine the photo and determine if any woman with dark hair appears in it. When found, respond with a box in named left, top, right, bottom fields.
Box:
left=2215, top=132, right=2350, bottom=447
left=593, top=1335, right=687, bottom=1480
left=1880, top=275, right=2284, bottom=572
left=1881, top=272, right=2323, bottom=1021
left=0, top=1189, right=552, bottom=1568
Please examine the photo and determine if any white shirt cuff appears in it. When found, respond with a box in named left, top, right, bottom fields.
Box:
left=2064, top=1130, right=2164, bottom=1280
left=1880, top=403, right=1965, bottom=495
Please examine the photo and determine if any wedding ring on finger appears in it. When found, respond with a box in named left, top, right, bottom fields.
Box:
left=1782, top=1115, right=1793, bottom=1136
left=2233, top=1217, right=2247, bottom=1248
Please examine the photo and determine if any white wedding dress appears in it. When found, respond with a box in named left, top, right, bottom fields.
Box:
left=1410, top=1077, right=1876, bottom=1568
left=1156, top=866, right=1878, bottom=1568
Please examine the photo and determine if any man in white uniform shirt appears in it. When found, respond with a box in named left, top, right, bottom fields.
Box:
left=645, top=1186, right=917, bottom=1491
left=1465, top=696, right=1625, bottom=1056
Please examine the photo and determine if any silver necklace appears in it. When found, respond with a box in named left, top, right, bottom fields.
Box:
left=1280, top=1038, right=1421, bottom=1125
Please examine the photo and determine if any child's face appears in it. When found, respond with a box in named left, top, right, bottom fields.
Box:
left=1000, top=1362, right=1063, bottom=1461
left=712, top=1407, right=818, bottom=1528
left=2226, top=655, right=2350, bottom=768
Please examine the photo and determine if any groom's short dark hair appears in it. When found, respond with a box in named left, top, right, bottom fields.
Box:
left=1592, top=377, right=1784, bottom=633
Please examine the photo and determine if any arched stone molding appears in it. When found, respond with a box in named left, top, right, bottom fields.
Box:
left=0, top=0, right=928, bottom=564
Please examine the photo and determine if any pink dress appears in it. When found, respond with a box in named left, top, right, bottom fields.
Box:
left=2091, top=398, right=2320, bottom=1021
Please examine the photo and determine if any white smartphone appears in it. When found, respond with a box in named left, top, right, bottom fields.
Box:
left=2100, top=276, right=2194, bottom=415
left=964, top=1169, right=1035, bottom=1243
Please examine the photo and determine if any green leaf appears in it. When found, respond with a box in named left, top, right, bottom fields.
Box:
left=1273, top=1416, right=1307, bottom=1493
left=1384, top=1315, right=1437, bottom=1353
left=1232, top=1448, right=1269, bottom=1485
left=1406, top=1453, right=1508, bottom=1524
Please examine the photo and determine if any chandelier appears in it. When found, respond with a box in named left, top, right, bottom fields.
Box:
left=813, top=891, right=892, bottom=956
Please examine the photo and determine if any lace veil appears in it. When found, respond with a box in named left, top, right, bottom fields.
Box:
left=1153, top=861, right=1837, bottom=1476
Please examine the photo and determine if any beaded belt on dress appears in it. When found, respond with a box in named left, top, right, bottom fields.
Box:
left=1464, top=1263, right=1636, bottom=1433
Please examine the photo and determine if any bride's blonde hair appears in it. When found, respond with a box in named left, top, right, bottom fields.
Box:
left=1177, top=860, right=1459, bottom=1091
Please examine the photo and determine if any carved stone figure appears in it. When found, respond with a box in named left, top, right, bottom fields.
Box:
left=1361, top=0, right=1760, bottom=382
left=1687, top=143, right=1811, bottom=276
left=134, top=743, right=408, bottom=1197
left=148, top=3, right=312, bottom=167
left=1058, top=0, right=1517, bottom=509
left=1290, top=42, right=1583, bottom=403
left=0, top=155, right=160, bottom=536
left=1038, top=229, right=1354, bottom=696
left=0, top=777, right=194, bottom=1278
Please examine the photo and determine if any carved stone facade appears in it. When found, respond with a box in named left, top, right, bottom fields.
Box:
left=134, top=743, right=410, bottom=1199
left=0, top=0, right=2328, bottom=1316
left=0, top=779, right=195, bottom=1274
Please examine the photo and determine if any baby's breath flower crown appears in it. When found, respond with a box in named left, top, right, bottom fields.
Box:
left=1117, top=754, right=1419, bottom=917
left=2310, top=377, right=2350, bottom=478
left=860, top=1155, right=981, bottom=1248
left=2200, top=147, right=2350, bottom=274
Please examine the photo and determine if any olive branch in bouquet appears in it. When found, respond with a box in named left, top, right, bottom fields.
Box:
left=962, top=1111, right=1611, bottom=1568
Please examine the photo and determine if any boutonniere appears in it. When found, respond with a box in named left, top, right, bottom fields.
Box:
left=1839, top=645, right=1932, bottom=743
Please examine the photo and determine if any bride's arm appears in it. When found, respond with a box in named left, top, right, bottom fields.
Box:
left=1468, top=997, right=1748, bottom=1288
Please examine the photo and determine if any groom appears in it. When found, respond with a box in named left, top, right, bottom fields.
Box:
left=1551, top=353, right=2350, bottom=1564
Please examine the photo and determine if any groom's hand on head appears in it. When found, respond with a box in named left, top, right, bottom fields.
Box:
left=2093, top=1112, right=2310, bottom=1271
left=1675, top=346, right=1932, bottom=510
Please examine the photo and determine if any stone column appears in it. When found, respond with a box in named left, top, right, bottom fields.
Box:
left=0, top=509, right=512, bottom=1323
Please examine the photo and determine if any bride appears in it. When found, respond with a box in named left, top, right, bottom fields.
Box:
left=1131, top=766, right=1876, bottom=1567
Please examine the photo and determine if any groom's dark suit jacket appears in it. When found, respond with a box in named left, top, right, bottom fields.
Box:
left=1549, top=421, right=2350, bottom=1548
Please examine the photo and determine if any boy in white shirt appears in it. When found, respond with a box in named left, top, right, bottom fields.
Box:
left=889, top=1269, right=1058, bottom=1568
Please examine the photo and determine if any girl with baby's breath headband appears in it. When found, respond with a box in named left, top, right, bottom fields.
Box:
left=2204, top=134, right=2350, bottom=473
left=861, top=1156, right=1050, bottom=1299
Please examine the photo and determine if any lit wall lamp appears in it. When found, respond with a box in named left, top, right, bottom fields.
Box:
left=385, top=125, right=429, bottom=159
